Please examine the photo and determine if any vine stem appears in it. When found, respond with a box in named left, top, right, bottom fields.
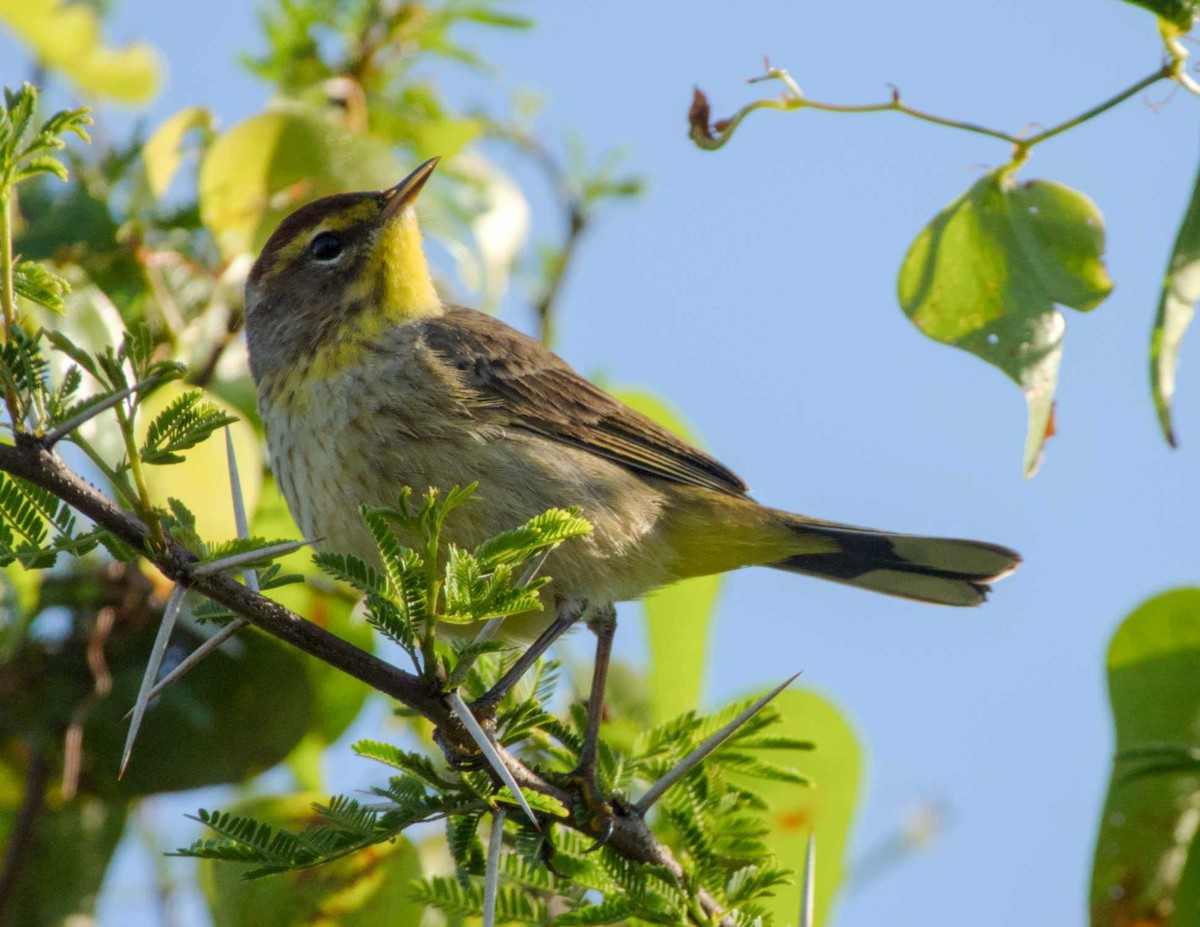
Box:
left=696, top=63, right=1175, bottom=161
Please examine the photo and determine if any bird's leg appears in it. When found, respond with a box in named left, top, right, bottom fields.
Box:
left=471, top=597, right=586, bottom=721
left=569, top=603, right=617, bottom=848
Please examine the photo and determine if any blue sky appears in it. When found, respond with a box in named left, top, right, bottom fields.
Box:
left=5, top=1, right=1200, bottom=924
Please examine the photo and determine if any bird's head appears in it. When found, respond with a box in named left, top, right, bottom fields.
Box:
left=244, top=157, right=441, bottom=383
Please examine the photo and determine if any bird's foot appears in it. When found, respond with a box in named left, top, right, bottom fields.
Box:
left=564, top=763, right=615, bottom=852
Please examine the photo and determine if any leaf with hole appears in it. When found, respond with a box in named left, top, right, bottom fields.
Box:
left=898, top=169, right=1112, bottom=476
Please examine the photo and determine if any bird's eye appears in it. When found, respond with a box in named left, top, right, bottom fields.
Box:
left=308, top=232, right=344, bottom=262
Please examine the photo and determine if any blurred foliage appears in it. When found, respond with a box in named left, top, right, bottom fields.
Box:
left=0, top=0, right=161, bottom=104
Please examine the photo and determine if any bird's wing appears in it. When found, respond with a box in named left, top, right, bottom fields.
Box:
left=419, top=306, right=749, bottom=496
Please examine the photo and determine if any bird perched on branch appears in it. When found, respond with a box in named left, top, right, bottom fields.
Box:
left=244, top=157, right=1020, bottom=830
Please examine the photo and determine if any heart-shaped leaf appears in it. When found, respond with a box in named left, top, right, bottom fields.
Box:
left=898, top=170, right=1112, bottom=475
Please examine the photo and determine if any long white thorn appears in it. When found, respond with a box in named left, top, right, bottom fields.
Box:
left=121, top=618, right=248, bottom=721
left=482, top=806, right=506, bottom=927
left=188, top=539, right=311, bottom=578
left=120, top=584, right=187, bottom=778
left=224, top=428, right=260, bottom=593
left=446, top=690, right=538, bottom=829
left=799, top=831, right=816, bottom=927
left=44, top=376, right=162, bottom=446
left=122, top=430, right=263, bottom=720
left=635, top=672, right=801, bottom=814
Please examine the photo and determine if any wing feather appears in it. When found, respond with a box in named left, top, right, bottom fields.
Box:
left=419, top=306, right=749, bottom=496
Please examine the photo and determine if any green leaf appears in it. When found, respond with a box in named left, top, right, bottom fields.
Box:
left=613, top=387, right=721, bottom=722
left=726, top=688, right=862, bottom=927
left=141, top=106, right=212, bottom=199
left=0, top=0, right=161, bottom=103
left=1089, top=589, right=1200, bottom=924
left=1151, top=157, right=1200, bottom=447
left=1120, top=0, right=1198, bottom=31
left=198, top=794, right=424, bottom=927
left=198, top=106, right=399, bottom=258
left=898, top=169, right=1112, bottom=476
left=140, top=389, right=239, bottom=465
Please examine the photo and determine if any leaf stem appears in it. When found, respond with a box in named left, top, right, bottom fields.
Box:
left=0, top=191, right=25, bottom=429
left=113, top=397, right=165, bottom=549
left=1021, top=65, right=1172, bottom=148
left=72, top=434, right=140, bottom=510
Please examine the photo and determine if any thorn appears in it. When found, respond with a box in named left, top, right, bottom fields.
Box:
left=634, top=672, right=801, bottom=814
left=121, top=617, right=248, bottom=721
left=120, top=584, right=187, bottom=779
left=482, top=807, right=506, bottom=927
left=43, top=376, right=163, bottom=446
left=224, top=427, right=260, bottom=593
left=446, top=690, right=539, bottom=829
left=188, top=538, right=311, bottom=578
left=799, top=831, right=815, bottom=927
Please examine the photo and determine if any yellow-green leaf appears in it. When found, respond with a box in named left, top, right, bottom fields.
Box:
left=728, top=688, right=862, bottom=927
left=612, top=387, right=721, bottom=723
left=0, top=0, right=161, bottom=104
left=141, top=106, right=212, bottom=200
left=198, top=107, right=400, bottom=259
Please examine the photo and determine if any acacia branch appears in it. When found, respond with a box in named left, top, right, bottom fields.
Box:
left=0, top=435, right=730, bottom=925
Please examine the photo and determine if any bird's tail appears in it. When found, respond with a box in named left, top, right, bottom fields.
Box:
left=771, top=515, right=1020, bottom=607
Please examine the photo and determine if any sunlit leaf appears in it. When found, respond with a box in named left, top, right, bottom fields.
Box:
left=12, top=260, right=69, bottom=314
left=1089, top=589, right=1200, bottom=925
left=613, top=387, right=721, bottom=723
left=898, top=169, right=1112, bottom=476
left=1150, top=158, right=1200, bottom=447
left=198, top=107, right=399, bottom=258
left=141, top=106, right=212, bottom=200
left=0, top=0, right=161, bottom=104
left=726, top=688, right=862, bottom=927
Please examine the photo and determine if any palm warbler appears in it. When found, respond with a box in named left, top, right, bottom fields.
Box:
left=244, top=158, right=1019, bottom=807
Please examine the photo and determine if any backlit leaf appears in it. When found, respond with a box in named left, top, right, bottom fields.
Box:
left=898, top=169, right=1112, bottom=476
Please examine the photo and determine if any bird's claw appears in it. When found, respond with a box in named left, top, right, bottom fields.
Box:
left=566, top=765, right=615, bottom=852
left=432, top=726, right=486, bottom=770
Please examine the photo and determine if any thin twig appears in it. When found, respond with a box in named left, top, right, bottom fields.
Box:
left=494, top=127, right=588, bottom=348
left=0, top=747, right=50, bottom=923
left=695, top=63, right=1173, bottom=160
left=43, top=376, right=165, bottom=447
left=635, top=673, right=800, bottom=814
left=63, top=604, right=116, bottom=798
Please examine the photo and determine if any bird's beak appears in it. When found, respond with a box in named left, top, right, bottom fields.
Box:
left=380, top=157, right=440, bottom=221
